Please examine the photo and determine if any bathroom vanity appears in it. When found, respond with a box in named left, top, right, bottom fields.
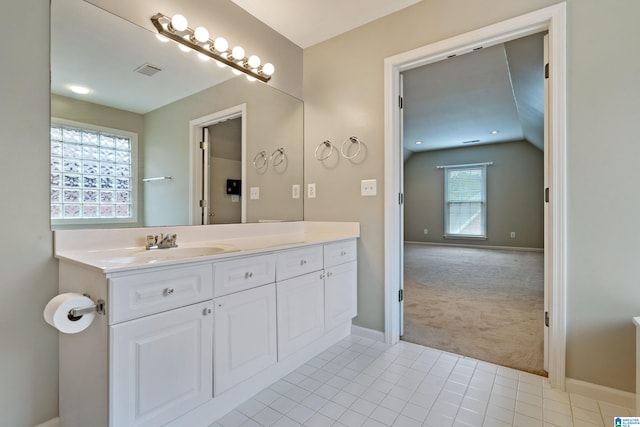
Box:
left=53, top=221, right=359, bottom=427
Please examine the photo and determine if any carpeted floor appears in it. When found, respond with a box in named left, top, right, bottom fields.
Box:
left=402, top=243, right=547, bottom=376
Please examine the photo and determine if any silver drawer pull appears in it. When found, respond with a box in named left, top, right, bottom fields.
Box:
left=202, top=308, right=212, bottom=316
left=244, top=272, right=253, bottom=279
left=341, top=251, right=347, bottom=256
left=164, top=288, right=175, bottom=296
left=300, top=259, right=307, bottom=266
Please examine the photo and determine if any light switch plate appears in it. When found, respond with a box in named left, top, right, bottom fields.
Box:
left=308, top=183, right=316, bottom=198
left=361, top=179, right=377, bottom=196
left=292, top=184, right=300, bottom=199
left=250, top=187, right=260, bottom=200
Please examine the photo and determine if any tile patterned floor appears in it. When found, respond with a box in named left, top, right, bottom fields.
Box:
left=211, top=336, right=633, bottom=427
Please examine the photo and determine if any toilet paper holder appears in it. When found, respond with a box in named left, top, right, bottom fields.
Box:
left=68, top=294, right=106, bottom=318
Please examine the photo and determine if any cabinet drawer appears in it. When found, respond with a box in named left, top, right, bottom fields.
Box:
left=324, top=239, right=357, bottom=267
left=276, top=245, right=324, bottom=281
left=109, top=264, right=213, bottom=324
left=213, top=254, right=276, bottom=297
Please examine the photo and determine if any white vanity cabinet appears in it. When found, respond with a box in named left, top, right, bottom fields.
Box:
left=56, top=232, right=359, bottom=427
left=110, top=300, right=213, bottom=427
left=324, top=240, right=358, bottom=331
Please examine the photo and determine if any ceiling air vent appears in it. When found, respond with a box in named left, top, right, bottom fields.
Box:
left=134, top=63, right=162, bottom=77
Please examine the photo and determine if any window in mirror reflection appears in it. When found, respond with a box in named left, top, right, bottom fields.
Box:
left=50, top=119, right=138, bottom=226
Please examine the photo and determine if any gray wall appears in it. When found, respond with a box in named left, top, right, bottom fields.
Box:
left=143, top=77, right=304, bottom=225
left=0, top=2, right=59, bottom=426
left=303, top=0, right=640, bottom=392
left=51, top=94, right=145, bottom=228
left=404, top=141, right=544, bottom=248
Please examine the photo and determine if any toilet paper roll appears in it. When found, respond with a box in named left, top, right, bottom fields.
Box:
left=44, top=293, right=96, bottom=334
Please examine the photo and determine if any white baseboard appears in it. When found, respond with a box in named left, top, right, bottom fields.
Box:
left=351, top=324, right=385, bottom=342
left=34, top=418, right=59, bottom=427
left=566, top=378, right=636, bottom=410
left=404, top=240, right=544, bottom=253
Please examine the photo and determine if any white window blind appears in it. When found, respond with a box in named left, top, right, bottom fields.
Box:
left=443, top=163, right=489, bottom=238
left=50, top=119, right=137, bottom=225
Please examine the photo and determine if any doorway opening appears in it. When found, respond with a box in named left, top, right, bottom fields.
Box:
left=400, top=32, right=547, bottom=376
left=189, top=104, right=247, bottom=225
left=384, top=4, right=567, bottom=389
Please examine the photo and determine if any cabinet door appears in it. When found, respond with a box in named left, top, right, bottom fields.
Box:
left=325, top=261, right=358, bottom=331
left=110, top=301, right=213, bottom=427
left=214, top=283, right=277, bottom=395
left=277, top=273, right=325, bottom=359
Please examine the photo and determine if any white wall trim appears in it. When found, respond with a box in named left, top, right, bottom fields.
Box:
left=351, top=325, right=386, bottom=342
left=34, top=418, right=59, bottom=427
left=566, top=378, right=636, bottom=410
left=384, top=2, right=567, bottom=389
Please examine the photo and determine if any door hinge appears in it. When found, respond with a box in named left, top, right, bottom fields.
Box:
left=199, top=199, right=207, bottom=208
left=398, top=192, right=404, bottom=205
left=545, top=187, right=550, bottom=203
left=544, top=63, right=549, bottom=79
left=200, top=141, right=208, bottom=150
left=398, top=289, right=404, bottom=302
left=545, top=311, right=549, bottom=327
left=399, top=96, right=403, bottom=109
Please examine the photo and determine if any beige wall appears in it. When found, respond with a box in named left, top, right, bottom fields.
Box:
left=404, top=141, right=544, bottom=248
left=0, top=2, right=59, bottom=426
left=304, top=0, right=640, bottom=392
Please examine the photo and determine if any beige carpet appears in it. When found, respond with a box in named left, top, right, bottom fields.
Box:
left=402, top=243, right=546, bottom=376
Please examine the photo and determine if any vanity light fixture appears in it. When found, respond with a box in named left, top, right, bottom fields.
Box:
left=151, top=13, right=275, bottom=83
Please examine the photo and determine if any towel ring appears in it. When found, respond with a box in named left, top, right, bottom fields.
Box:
left=270, top=147, right=285, bottom=167
left=252, top=151, right=268, bottom=170
left=341, top=136, right=362, bottom=159
left=314, top=140, right=334, bottom=161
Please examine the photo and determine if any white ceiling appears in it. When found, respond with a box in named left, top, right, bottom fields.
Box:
left=230, top=0, right=422, bottom=48
left=402, top=32, right=545, bottom=155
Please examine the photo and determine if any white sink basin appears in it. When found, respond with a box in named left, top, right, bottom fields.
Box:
left=97, top=245, right=238, bottom=266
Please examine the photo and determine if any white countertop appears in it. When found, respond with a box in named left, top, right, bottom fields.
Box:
left=54, top=221, right=360, bottom=273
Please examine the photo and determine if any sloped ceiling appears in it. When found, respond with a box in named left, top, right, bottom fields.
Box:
left=402, top=32, right=546, bottom=157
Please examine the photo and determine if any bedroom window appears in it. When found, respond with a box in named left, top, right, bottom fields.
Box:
left=50, top=119, right=137, bottom=226
left=443, top=163, right=488, bottom=238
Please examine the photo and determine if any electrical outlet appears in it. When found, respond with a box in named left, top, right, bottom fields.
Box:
left=292, top=184, right=300, bottom=199
left=510, top=231, right=516, bottom=238
left=361, top=179, right=377, bottom=196
left=250, top=187, right=260, bottom=200
left=308, top=183, right=316, bottom=199
left=424, top=229, right=429, bottom=235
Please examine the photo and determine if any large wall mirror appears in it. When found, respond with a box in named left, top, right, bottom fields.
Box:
left=50, top=0, right=304, bottom=229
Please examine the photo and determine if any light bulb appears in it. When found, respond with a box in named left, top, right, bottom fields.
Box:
left=231, top=46, right=245, bottom=60
left=194, top=26, right=209, bottom=43
left=262, top=62, right=275, bottom=76
left=170, top=14, right=188, bottom=32
left=213, top=37, right=228, bottom=53
left=247, top=55, right=261, bottom=69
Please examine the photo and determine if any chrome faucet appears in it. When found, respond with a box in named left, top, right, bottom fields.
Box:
left=146, top=233, right=178, bottom=250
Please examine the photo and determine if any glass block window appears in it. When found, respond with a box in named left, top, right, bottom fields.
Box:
left=51, top=120, right=137, bottom=225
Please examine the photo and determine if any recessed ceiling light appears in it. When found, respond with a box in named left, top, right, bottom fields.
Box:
left=490, top=130, right=499, bottom=135
left=70, top=85, right=90, bottom=95
left=415, top=141, right=423, bottom=145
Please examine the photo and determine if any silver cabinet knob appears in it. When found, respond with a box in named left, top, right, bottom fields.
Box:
left=202, top=307, right=212, bottom=316
left=244, top=272, right=253, bottom=279
left=164, top=288, right=175, bottom=296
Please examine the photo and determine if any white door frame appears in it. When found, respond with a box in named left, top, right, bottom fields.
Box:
left=189, top=104, right=247, bottom=224
left=383, top=3, right=567, bottom=389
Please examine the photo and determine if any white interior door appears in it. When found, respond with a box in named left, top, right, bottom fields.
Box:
left=202, top=127, right=210, bottom=224
left=399, top=73, right=405, bottom=337
left=543, top=33, right=550, bottom=373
